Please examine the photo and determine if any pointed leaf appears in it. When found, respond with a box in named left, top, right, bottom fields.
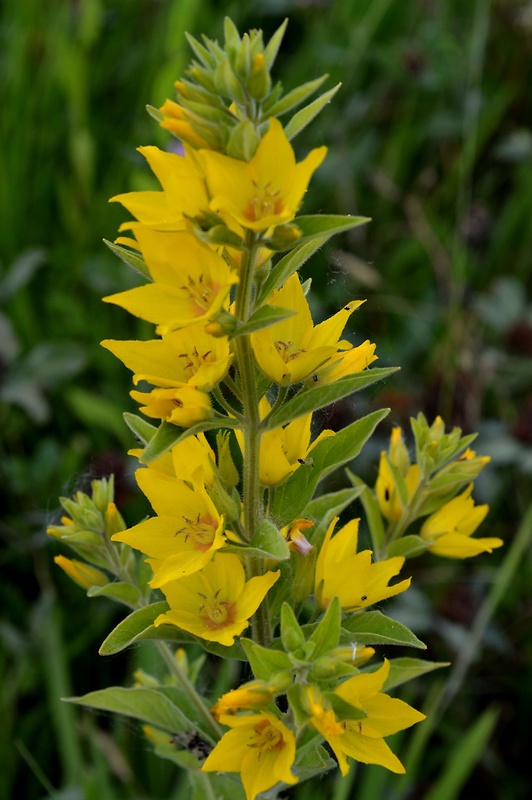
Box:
left=272, top=409, right=389, bottom=525
left=308, top=597, right=341, bottom=659
left=103, top=239, right=151, bottom=280
left=296, top=214, right=370, bottom=243
left=267, top=75, right=328, bottom=117
left=281, top=603, right=305, bottom=652
left=387, top=535, right=431, bottom=559
left=284, top=83, right=342, bottom=140
left=64, top=687, right=190, bottom=733
left=265, top=369, right=397, bottom=429
left=87, top=581, right=141, bottom=607
left=140, top=418, right=239, bottom=463
left=123, top=412, right=157, bottom=446
left=378, top=657, right=449, bottom=691
left=232, top=305, right=296, bottom=338
left=240, top=638, right=292, bottom=680
left=293, top=742, right=336, bottom=779
left=341, top=611, right=426, bottom=649
left=99, top=602, right=168, bottom=655
left=263, top=18, right=288, bottom=69
left=304, top=486, right=364, bottom=524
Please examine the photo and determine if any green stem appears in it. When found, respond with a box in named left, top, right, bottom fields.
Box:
left=212, top=385, right=244, bottom=421
left=233, top=230, right=271, bottom=646
left=155, top=641, right=222, bottom=742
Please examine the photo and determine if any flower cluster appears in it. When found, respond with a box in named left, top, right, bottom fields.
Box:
left=49, top=18, right=502, bottom=800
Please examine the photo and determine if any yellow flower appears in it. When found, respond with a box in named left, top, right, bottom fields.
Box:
left=154, top=554, right=279, bottom=645
left=202, top=711, right=298, bottom=800
left=311, top=339, right=378, bottom=385
left=211, top=680, right=273, bottom=720
left=315, top=517, right=411, bottom=611
left=420, top=484, right=502, bottom=558
left=111, top=469, right=225, bottom=587
left=129, top=432, right=215, bottom=484
left=251, top=273, right=364, bottom=384
left=103, top=229, right=237, bottom=335
left=130, top=384, right=212, bottom=426
left=307, top=660, right=425, bottom=775
left=375, top=428, right=420, bottom=522
left=198, top=117, right=326, bottom=232
left=53, top=556, right=108, bottom=590
left=110, top=145, right=209, bottom=233
left=102, top=323, right=232, bottom=391
left=236, top=396, right=334, bottom=485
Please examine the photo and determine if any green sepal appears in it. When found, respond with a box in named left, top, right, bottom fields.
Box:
left=272, top=409, right=389, bottom=526
left=87, top=581, right=141, bottom=608
left=346, top=471, right=386, bottom=553
left=249, top=518, right=290, bottom=560
left=325, top=693, right=368, bottom=721
left=307, top=597, right=341, bottom=659
left=240, top=637, right=292, bottom=680
left=286, top=684, right=311, bottom=728
left=386, top=535, right=430, bottom=559
left=103, top=239, right=151, bottom=281
left=284, top=83, right=342, bottom=140
left=231, top=304, right=296, bottom=338
left=227, top=118, right=260, bottom=160
left=99, top=602, right=168, bottom=655
left=123, top=412, right=157, bottom=447
left=140, top=418, right=239, bottom=464
left=146, top=104, right=164, bottom=123
left=64, top=686, right=191, bottom=734
left=341, top=611, right=426, bottom=650
left=265, top=371, right=396, bottom=429
left=257, top=234, right=333, bottom=305
left=293, top=741, right=336, bottom=780
left=263, top=18, right=288, bottom=70
left=185, top=32, right=217, bottom=69
left=266, top=75, right=328, bottom=117
left=280, top=602, right=306, bottom=652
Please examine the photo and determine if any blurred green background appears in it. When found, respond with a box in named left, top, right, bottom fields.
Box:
left=1, top=0, right=531, bottom=798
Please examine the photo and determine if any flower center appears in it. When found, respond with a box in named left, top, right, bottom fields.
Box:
left=249, top=720, right=285, bottom=752
left=175, top=513, right=218, bottom=550
left=274, top=339, right=306, bottom=363
left=182, top=273, right=217, bottom=316
left=178, top=345, right=214, bottom=377
left=244, top=182, right=284, bottom=222
left=198, top=589, right=236, bottom=629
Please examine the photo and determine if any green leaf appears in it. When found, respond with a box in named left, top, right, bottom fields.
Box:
left=379, top=657, right=449, bottom=691
left=123, top=412, right=157, bottom=446
left=284, top=83, right=342, bottom=140
left=99, top=602, right=169, bottom=655
left=240, top=638, right=292, bottom=680
left=308, top=597, right=341, bottom=659
left=257, top=234, right=332, bottom=305
left=87, top=581, right=141, bottom=608
left=263, top=18, right=288, bottom=69
left=267, top=75, right=328, bottom=117
left=295, top=214, right=371, bottom=243
left=280, top=603, right=306, bottom=652
left=304, top=487, right=364, bottom=525
left=103, top=239, right=151, bottom=280
left=265, top=369, right=397, bottom=429
left=64, top=686, right=190, bottom=733
left=249, top=518, right=290, bottom=560
left=386, top=535, right=430, bottom=559
left=341, top=611, right=426, bottom=649
left=272, top=409, right=389, bottom=526
left=346, top=472, right=386, bottom=552
left=293, top=742, right=336, bottom=780
left=140, top=417, right=239, bottom=463
left=124, top=620, right=246, bottom=661
left=231, top=304, right=296, bottom=338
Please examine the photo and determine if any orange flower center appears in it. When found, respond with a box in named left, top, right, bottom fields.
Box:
left=249, top=719, right=285, bottom=752
left=178, top=345, right=214, bottom=377
left=175, top=513, right=218, bottom=550
left=198, top=589, right=236, bottom=629
left=244, top=182, right=284, bottom=222
left=182, top=273, right=218, bottom=317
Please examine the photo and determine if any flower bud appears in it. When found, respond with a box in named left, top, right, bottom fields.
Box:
left=54, top=555, right=108, bottom=590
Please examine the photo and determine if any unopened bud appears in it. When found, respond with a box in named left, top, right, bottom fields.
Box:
left=54, top=555, right=108, bottom=590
